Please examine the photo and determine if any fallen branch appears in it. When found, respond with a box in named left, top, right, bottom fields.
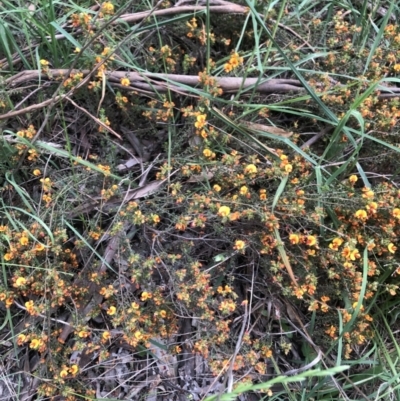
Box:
left=0, top=0, right=315, bottom=70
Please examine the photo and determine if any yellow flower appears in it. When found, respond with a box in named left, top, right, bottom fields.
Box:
left=224, top=62, right=233, bottom=73
left=289, top=233, right=300, bottom=245
left=352, top=301, right=365, bottom=311
left=195, top=114, right=207, bottom=129
left=159, top=310, right=167, bottom=318
left=348, top=175, right=358, bottom=184
left=20, top=236, right=29, bottom=246
left=366, top=201, right=378, bottom=214
left=329, top=237, right=343, bottom=250
left=234, top=240, right=246, bottom=251
left=25, top=300, right=35, bottom=314
left=203, top=148, right=213, bottom=158
left=134, top=330, right=143, bottom=340
left=305, top=235, right=317, bottom=246
left=34, top=243, right=45, bottom=252
left=350, top=249, right=360, bottom=260
left=59, top=368, right=69, bottom=378
left=102, top=331, right=111, bottom=340
left=29, top=338, right=43, bottom=350
left=218, top=205, right=231, bottom=217
left=393, top=208, right=400, bottom=219
left=284, top=164, right=293, bottom=173
left=40, top=59, right=49, bottom=66
left=15, top=277, right=26, bottom=287
left=224, top=52, right=243, bottom=72
left=213, top=184, right=221, bottom=192
left=78, top=330, right=90, bottom=338
left=239, top=186, right=248, bottom=195
left=33, top=169, right=41, bottom=176
left=229, top=52, right=243, bottom=67
left=97, top=164, right=111, bottom=175
left=362, top=188, right=374, bottom=199
left=107, top=305, right=116, bottom=315
left=141, top=291, right=152, bottom=301
left=244, top=164, right=257, bottom=174
left=101, top=2, right=114, bottom=15
left=120, top=77, right=130, bottom=86
left=388, top=243, right=397, bottom=254
left=325, top=325, right=337, bottom=338
left=70, top=364, right=79, bottom=375
left=17, top=334, right=28, bottom=345
left=354, top=209, right=367, bottom=220
left=131, top=302, right=140, bottom=310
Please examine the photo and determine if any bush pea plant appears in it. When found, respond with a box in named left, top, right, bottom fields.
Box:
left=1, top=0, right=400, bottom=400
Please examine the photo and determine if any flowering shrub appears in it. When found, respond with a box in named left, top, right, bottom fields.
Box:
left=2, top=2, right=400, bottom=399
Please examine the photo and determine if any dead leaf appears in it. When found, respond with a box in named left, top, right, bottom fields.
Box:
left=186, top=170, right=214, bottom=183
left=240, top=121, right=293, bottom=138
left=116, top=156, right=142, bottom=172
left=148, top=337, right=177, bottom=378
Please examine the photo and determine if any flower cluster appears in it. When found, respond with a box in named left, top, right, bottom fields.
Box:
left=224, top=52, right=244, bottom=73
